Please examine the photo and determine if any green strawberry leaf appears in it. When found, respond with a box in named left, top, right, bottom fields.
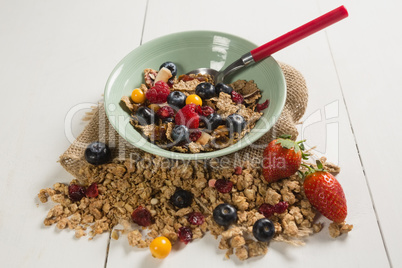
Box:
left=316, top=160, right=324, bottom=170
left=299, top=142, right=305, bottom=151
left=302, top=152, right=310, bottom=160
left=279, top=134, right=292, bottom=139
left=276, top=138, right=300, bottom=153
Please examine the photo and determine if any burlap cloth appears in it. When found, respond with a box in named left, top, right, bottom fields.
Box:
left=60, top=62, right=308, bottom=181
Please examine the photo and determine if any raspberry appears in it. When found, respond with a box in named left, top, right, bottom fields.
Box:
left=234, top=166, right=242, bottom=175
left=131, top=206, right=152, bottom=227
left=189, top=129, right=202, bottom=142
left=258, top=203, right=275, bottom=218
left=274, top=201, right=289, bottom=214
left=196, top=105, right=215, bottom=117
left=256, top=99, right=270, bottom=112
left=146, top=81, right=170, bottom=104
left=231, top=91, right=244, bottom=104
left=85, top=183, right=99, bottom=198
left=187, top=212, right=205, bottom=225
left=156, top=106, right=175, bottom=119
left=214, top=179, right=233, bottom=193
left=68, top=184, right=86, bottom=202
left=178, top=226, right=193, bottom=244
left=175, top=104, right=199, bottom=129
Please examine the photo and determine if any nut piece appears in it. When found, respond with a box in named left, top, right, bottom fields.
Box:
left=154, top=67, right=172, bottom=84
left=196, top=132, right=211, bottom=146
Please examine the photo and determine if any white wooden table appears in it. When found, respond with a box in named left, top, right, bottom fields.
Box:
left=0, top=0, right=400, bottom=267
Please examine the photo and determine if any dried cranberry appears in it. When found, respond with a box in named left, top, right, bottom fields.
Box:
left=85, top=183, right=99, bottom=198
left=196, top=105, right=215, bottom=117
left=258, top=203, right=275, bottom=218
left=274, top=201, right=289, bottom=214
left=131, top=206, right=152, bottom=227
left=187, top=212, right=205, bottom=225
left=156, top=106, right=175, bottom=119
left=178, top=226, right=193, bottom=244
left=214, top=179, right=233, bottom=193
left=256, top=99, right=270, bottom=112
left=179, top=74, right=195, bottom=82
left=234, top=166, right=242, bottom=175
left=189, top=129, right=202, bottom=142
left=231, top=91, right=244, bottom=104
left=68, top=184, right=86, bottom=202
left=167, top=78, right=175, bottom=88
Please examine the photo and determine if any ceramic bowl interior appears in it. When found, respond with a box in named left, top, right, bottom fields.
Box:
left=104, top=31, right=286, bottom=160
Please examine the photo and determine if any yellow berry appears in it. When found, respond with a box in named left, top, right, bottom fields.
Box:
left=131, top=88, right=146, bottom=103
left=149, top=236, right=172, bottom=259
left=185, top=94, right=202, bottom=106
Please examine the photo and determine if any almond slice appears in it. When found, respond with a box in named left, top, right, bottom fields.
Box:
left=196, top=132, right=211, bottom=146
left=154, top=67, right=172, bottom=84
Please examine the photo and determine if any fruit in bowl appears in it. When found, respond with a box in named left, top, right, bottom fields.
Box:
left=104, top=31, right=286, bottom=160
left=120, top=61, right=271, bottom=154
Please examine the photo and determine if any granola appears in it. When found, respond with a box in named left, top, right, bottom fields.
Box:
left=121, top=65, right=267, bottom=153
left=38, top=157, right=352, bottom=261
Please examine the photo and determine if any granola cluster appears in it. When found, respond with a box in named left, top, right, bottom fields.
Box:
left=38, top=156, right=352, bottom=261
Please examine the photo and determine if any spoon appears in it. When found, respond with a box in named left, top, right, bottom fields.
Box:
left=187, top=5, right=348, bottom=85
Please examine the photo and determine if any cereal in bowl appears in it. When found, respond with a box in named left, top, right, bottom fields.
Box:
left=120, top=62, right=269, bottom=153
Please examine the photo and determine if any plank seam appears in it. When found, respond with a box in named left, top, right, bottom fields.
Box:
left=324, top=30, right=393, bottom=268
left=104, top=231, right=112, bottom=268
left=140, top=0, right=149, bottom=45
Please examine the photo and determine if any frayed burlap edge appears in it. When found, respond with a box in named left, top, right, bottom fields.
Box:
left=59, top=62, right=308, bottom=181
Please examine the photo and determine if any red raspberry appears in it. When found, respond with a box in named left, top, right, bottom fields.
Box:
left=231, top=91, right=244, bottom=104
left=214, top=179, right=233, bottom=193
left=258, top=203, right=275, bottom=218
left=85, top=183, right=99, bottom=198
left=175, top=104, right=199, bottom=129
left=189, top=129, right=202, bottom=142
left=234, top=166, right=242, bottom=175
left=274, top=201, right=289, bottom=214
left=187, top=212, right=205, bottom=225
left=145, top=81, right=170, bottom=104
left=131, top=206, right=152, bottom=227
left=196, top=105, right=215, bottom=117
left=68, top=184, right=86, bottom=202
left=178, top=226, right=193, bottom=244
left=256, top=99, right=270, bottom=112
left=156, top=106, right=175, bottom=119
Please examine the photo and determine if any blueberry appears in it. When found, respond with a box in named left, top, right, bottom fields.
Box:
left=84, top=141, right=112, bottom=165
left=252, top=218, right=275, bottom=242
left=136, top=107, right=156, bottom=125
left=195, top=82, right=215, bottom=99
left=167, top=91, right=186, bottom=110
left=160, top=61, right=177, bottom=77
left=226, top=114, right=246, bottom=134
left=171, top=189, right=193, bottom=208
left=215, top=83, right=233, bottom=95
left=213, top=203, right=237, bottom=226
left=203, top=113, right=223, bottom=130
left=171, top=125, right=190, bottom=143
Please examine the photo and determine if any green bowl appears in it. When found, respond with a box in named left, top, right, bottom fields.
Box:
left=104, top=31, right=286, bottom=160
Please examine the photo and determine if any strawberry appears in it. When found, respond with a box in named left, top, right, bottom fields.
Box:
left=303, top=162, right=347, bottom=223
left=262, top=135, right=307, bottom=183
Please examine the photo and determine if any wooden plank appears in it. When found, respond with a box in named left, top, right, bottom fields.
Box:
left=319, top=0, right=402, bottom=267
left=0, top=0, right=147, bottom=267
left=106, top=0, right=389, bottom=267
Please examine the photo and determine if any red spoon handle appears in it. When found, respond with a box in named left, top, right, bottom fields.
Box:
left=250, top=5, right=348, bottom=62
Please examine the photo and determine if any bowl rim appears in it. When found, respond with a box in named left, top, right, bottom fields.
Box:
left=104, top=30, right=286, bottom=160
